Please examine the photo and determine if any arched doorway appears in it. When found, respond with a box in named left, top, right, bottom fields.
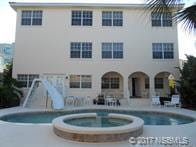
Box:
left=101, top=72, right=123, bottom=98
left=154, top=72, right=176, bottom=97
left=128, top=72, right=149, bottom=98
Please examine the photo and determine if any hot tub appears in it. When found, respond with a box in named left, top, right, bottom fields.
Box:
left=52, top=113, right=144, bottom=142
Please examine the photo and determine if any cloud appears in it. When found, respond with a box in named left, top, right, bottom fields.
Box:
left=0, top=6, right=16, bottom=43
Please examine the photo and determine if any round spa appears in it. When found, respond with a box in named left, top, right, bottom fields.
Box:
left=52, top=113, right=144, bottom=142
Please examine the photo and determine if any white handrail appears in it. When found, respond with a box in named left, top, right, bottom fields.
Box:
left=23, top=78, right=64, bottom=109
left=22, top=79, right=38, bottom=108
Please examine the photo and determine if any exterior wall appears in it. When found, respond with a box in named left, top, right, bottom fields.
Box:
left=12, top=5, right=180, bottom=98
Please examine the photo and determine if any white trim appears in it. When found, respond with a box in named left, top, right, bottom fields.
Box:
left=9, top=2, right=184, bottom=11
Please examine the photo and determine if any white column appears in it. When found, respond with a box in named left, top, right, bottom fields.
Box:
left=123, top=74, right=131, bottom=105
left=149, top=77, right=155, bottom=98
left=129, top=78, right=132, bottom=97
left=64, top=75, right=70, bottom=97
left=93, top=74, right=102, bottom=98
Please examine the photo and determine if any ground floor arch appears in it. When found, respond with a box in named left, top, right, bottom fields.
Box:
left=128, top=72, right=150, bottom=98
left=154, top=71, right=176, bottom=97
left=101, top=71, right=124, bottom=98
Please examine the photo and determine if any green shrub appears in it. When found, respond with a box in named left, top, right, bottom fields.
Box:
left=177, top=56, right=196, bottom=108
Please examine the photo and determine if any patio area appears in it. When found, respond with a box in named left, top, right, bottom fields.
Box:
left=0, top=99, right=196, bottom=147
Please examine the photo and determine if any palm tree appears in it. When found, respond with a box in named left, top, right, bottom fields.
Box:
left=146, top=0, right=196, bottom=31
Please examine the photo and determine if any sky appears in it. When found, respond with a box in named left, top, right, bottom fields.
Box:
left=0, top=0, right=195, bottom=59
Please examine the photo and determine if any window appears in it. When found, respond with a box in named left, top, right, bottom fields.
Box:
left=102, top=11, right=112, bottom=26
left=72, top=11, right=92, bottom=26
left=102, top=11, right=123, bottom=26
left=32, top=11, right=42, bottom=25
left=101, top=78, right=110, bottom=89
left=81, top=75, right=92, bottom=88
left=151, top=12, right=172, bottom=27
left=145, top=78, right=149, bottom=89
left=102, top=43, right=123, bottom=59
left=152, top=43, right=174, bottom=59
left=82, top=43, right=92, bottom=58
left=70, top=42, right=92, bottom=58
left=83, top=11, right=93, bottom=26
left=21, top=11, right=31, bottom=25
left=111, top=78, right=120, bottom=89
left=102, top=43, right=112, bottom=58
left=163, top=43, right=174, bottom=59
left=155, top=78, right=164, bottom=89
left=152, top=43, right=163, bottom=59
left=21, top=10, right=42, bottom=26
left=70, top=43, right=80, bottom=58
left=113, top=43, right=123, bottom=58
left=72, top=11, right=81, bottom=26
left=70, top=75, right=92, bottom=88
left=17, top=74, right=39, bottom=88
left=101, top=77, right=120, bottom=89
left=17, top=74, right=28, bottom=87
left=69, top=75, right=80, bottom=88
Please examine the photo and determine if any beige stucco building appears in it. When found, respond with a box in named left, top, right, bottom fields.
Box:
left=10, top=2, right=180, bottom=100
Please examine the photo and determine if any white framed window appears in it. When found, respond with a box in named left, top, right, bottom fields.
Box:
left=152, top=43, right=174, bottom=59
left=72, top=10, right=92, bottom=26
left=101, top=77, right=120, bottom=89
left=81, top=75, right=92, bottom=88
left=70, top=75, right=92, bottom=88
left=163, top=43, right=174, bottom=59
left=70, top=42, right=92, bottom=58
left=70, top=43, right=81, bottom=58
left=17, top=74, right=39, bottom=88
left=102, top=11, right=123, bottom=26
left=21, top=10, right=42, bottom=26
left=151, top=12, right=172, bottom=27
left=69, top=75, right=80, bottom=88
left=102, top=43, right=123, bottom=59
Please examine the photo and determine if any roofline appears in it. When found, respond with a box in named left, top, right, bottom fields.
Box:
left=9, top=2, right=184, bottom=11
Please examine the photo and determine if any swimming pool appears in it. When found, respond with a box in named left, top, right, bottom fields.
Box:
left=0, top=109, right=195, bottom=125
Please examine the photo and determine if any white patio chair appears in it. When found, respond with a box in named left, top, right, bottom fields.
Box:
left=105, top=96, right=113, bottom=106
left=65, top=96, right=75, bottom=106
left=165, top=95, right=180, bottom=107
left=73, top=96, right=84, bottom=106
left=151, top=96, right=160, bottom=105
left=83, top=96, right=92, bottom=106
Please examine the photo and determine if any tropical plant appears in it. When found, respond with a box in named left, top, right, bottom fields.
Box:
left=0, top=64, right=23, bottom=108
left=146, top=0, right=196, bottom=31
left=177, top=55, right=196, bottom=108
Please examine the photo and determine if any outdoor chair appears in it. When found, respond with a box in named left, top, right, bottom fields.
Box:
left=151, top=96, right=160, bottom=105
left=165, top=95, right=180, bottom=107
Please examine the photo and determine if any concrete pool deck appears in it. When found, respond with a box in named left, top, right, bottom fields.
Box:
left=0, top=104, right=196, bottom=147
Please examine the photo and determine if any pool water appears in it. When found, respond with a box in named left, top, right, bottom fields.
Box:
left=64, top=116, right=132, bottom=127
left=0, top=109, right=194, bottom=125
